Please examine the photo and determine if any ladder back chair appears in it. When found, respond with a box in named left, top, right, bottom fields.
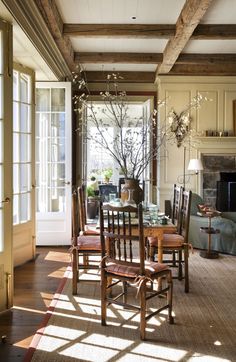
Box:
left=100, top=202, right=174, bottom=340
left=149, top=190, right=192, bottom=293
left=71, top=190, right=101, bottom=295
left=78, top=185, right=99, bottom=236
left=148, top=184, right=183, bottom=262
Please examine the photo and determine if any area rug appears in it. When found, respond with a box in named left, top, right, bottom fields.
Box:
left=25, top=252, right=236, bottom=362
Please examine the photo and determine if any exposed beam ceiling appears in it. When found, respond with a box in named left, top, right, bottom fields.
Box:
left=157, top=0, right=214, bottom=74
left=4, top=0, right=236, bottom=82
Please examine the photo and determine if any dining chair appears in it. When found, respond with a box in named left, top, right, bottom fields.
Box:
left=98, top=184, right=118, bottom=202
left=78, top=185, right=100, bottom=236
left=71, top=190, right=101, bottom=295
left=149, top=190, right=192, bottom=293
left=99, top=202, right=174, bottom=340
left=147, top=184, right=183, bottom=263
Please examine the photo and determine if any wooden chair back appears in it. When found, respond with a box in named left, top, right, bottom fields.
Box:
left=72, top=190, right=79, bottom=242
left=180, top=190, right=192, bottom=241
left=78, top=185, right=87, bottom=231
left=172, top=184, right=183, bottom=232
left=100, top=203, right=145, bottom=274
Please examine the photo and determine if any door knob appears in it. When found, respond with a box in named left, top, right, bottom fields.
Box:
left=64, top=181, right=71, bottom=185
left=1, top=197, right=10, bottom=204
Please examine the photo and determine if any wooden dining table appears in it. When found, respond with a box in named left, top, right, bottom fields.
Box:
left=95, top=213, right=177, bottom=264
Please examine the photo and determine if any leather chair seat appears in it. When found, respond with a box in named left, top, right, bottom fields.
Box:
left=105, top=258, right=169, bottom=278
left=77, top=235, right=101, bottom=251
left=149, top=234, right=184, bottom=248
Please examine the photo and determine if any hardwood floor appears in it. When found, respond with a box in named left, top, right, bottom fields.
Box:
left=0, top=246, right=70, bottom=362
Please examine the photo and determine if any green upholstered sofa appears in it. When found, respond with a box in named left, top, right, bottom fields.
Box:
left=189, top=193, right=236, bottom=255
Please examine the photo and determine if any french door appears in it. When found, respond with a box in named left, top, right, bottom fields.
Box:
left=36, top=82, right=72, bottom=245
left=0, top=19, right=13, bottom=311
left=13, top=64, right=35, bottom=266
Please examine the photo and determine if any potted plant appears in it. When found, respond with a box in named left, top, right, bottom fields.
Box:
left=102, top=168, right=113, bottom=183
left=86, top=183, right=99, bottom=219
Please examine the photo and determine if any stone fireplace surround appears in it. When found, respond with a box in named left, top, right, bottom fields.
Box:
left=202, top=154, right=236, bottom=207
left=197, top=138, right=236, bottom=207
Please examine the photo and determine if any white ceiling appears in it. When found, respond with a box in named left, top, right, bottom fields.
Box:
left=56, top=0, right=186, bottom=24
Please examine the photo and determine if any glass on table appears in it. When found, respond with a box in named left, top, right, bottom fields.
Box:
left=149, top=205, right=159, bottom=225
left=109, top=193, right=116, bottom=203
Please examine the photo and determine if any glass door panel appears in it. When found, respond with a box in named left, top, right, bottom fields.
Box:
left=12, top=64, right=35, bottom=267
left=36, top=82, right=71, bottom=245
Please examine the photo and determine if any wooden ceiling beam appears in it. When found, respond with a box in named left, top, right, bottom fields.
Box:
left=63, top=24, right=175, bottom=38
left=192, top=24, right=236, bottom=39
left=169, top=63, right=236, bottom=75
left=75, top=52, right=236, bottom=65
left=63, top=23, right=236, bottom=39
left=75, top=52, right=163, bottom=64
left=158, top=0, right=214, bottom=74
left=85, top=71, right=155, bottom=83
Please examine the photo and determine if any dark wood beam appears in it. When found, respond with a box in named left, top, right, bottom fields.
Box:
left=76, top=52, right=236, bottom=65
left=35, top=0, right=76, bottom=72
left=158, top=0, right=214, bottom=74
left=63, top=24, right=175, bottom=38
left=85, top=71, right=155, bottom=83
left=64, top=23, right=236, bottom=40
left=75, top=52, right=163, bottom=64
left=177, top=53, right=236, bottom=65
left=168, top=63, right=236, bottom=75
left=192, top=24, right=236, bottom=39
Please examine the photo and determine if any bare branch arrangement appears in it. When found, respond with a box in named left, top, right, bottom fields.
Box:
left=73, top=71, right=209, bottom=180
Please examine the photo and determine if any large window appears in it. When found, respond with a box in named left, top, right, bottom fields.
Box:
left=13, top=69, right=33, bottom=225
left=86, top=102, right=150, bottom=185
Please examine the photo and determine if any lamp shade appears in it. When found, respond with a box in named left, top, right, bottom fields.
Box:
left=187, top=159, right=203, bottom=171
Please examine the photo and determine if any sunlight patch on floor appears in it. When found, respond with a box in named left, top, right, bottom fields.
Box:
left=41, top=325, right=84, bottom=340
left=48, top=266, right=68, bottom=278
left=44, top=251, right=70, bottom=263
left=13, top=305, right=46, bottom=315
left=83, top=333, right=133, bottom=349
left=60, top=342, right=118, bottom=361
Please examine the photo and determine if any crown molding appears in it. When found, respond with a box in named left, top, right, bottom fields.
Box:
left=2, top=0, right=71, bottom=80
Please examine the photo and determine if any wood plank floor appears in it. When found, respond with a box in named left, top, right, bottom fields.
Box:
left=0, top=246, right=70, bottom=362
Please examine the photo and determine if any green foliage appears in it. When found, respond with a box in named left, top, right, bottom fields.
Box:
left=86, top=185, right=96, bottom=197
left=103, top=168, right=113, bottom=179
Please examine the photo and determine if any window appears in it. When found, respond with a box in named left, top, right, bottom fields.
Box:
left=85, top=102, right=149, bottom=185
left=13, top=70, right=33, bottom=225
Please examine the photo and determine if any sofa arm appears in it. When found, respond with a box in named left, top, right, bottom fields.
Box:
left=189, top=215, right=236, bottom=255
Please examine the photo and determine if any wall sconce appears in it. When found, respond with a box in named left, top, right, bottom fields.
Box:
left=178, top=147, right=204, bottom=188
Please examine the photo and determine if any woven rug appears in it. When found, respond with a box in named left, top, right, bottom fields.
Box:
left=25, top=252, right=236, bottom=362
